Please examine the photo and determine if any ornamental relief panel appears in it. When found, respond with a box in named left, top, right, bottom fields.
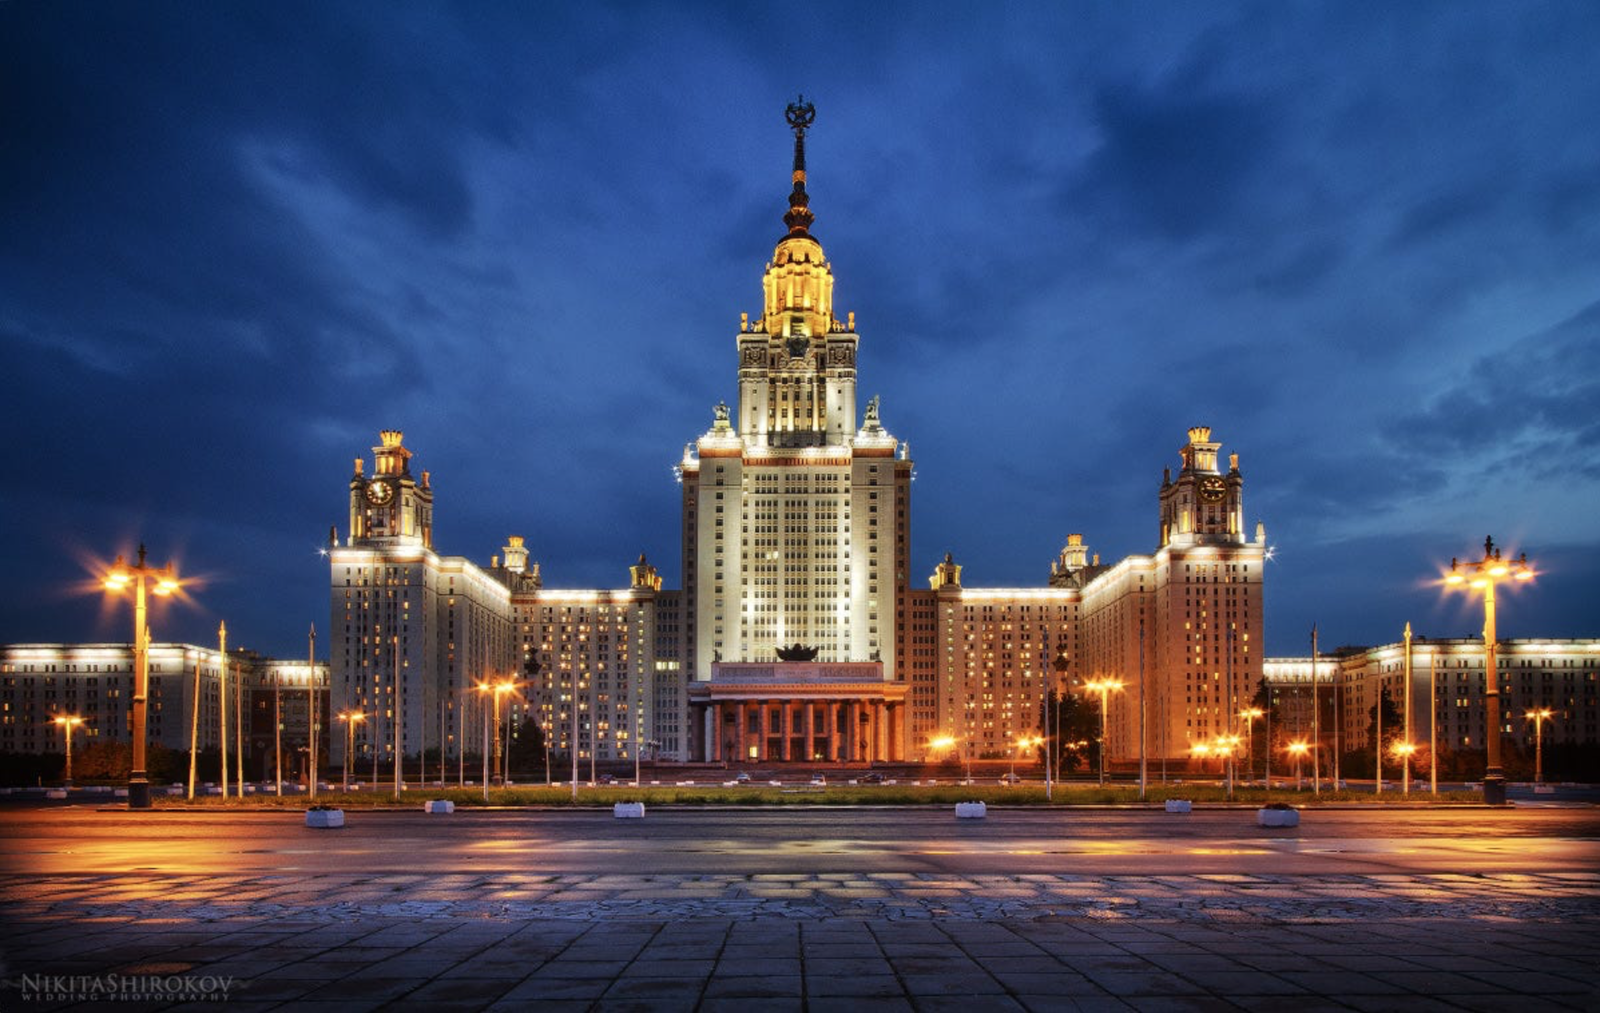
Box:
left=827, top=345, right=855, bottom=366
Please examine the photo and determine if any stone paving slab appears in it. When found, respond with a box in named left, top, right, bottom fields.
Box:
left=0, top=872, right=1596, bottom=1010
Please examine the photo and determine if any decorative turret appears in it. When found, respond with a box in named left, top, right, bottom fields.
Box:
left=503, top=535, right=530, bottom=574
left=930, top=552, right=963, bottom=591
left=630, top=552, right=662, bottom=592
left=1050, top=534, right=1108, bottom=589
left=374, top=429, right=412, bottom=477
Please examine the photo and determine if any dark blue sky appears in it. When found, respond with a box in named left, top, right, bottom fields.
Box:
left=4, top=2, right=1597, bottom=658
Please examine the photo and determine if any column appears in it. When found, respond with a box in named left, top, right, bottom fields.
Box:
left=734, top=701, right=746, bottom=763
left=706, top=704, right=719, bottom=763
left=826, top=700, right=839, bottom=763
left=805, top=701, right=817, bottom=762
left=757, top=701, right=770, bottom=761
left=780, top=699, right=792, bottom=761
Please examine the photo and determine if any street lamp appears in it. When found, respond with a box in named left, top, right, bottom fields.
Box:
left=1391, top=741, right=1417, bottom=795
left=52, top=715, right=85, bottom=786
left=1239, top=707, right=1264, bottom=785
left=1526, top=708, right=1554, bottom=784
left=930, top=735, right=965, bottom=781
left=103, top=545, right=180, bottom=808
left=1443, top=536, right=1534, bottom=806
left=1011, top=735, right=1041, bottom=782
left=1286, top=740, right=1309, bottom=791
left=1214, top=734, right=1242, bottom=792
left=476, top=677, right=519, bottom=787
left=1083, top=677, right=1123, bottom=787
left=337, top=711, right=365, bottom=791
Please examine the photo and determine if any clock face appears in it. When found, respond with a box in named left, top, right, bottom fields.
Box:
left=1199, top=475, right=1226, bottom=502
left=365, top=479, right=394, bottom=505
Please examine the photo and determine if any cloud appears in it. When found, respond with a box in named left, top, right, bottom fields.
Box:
left=1383, top=298, right=1600, bottom=480
left=1070, top=71, right=1279, bottom=244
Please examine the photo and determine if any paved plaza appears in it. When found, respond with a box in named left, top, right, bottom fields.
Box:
left=3, top=868, right=1598, bottom=1011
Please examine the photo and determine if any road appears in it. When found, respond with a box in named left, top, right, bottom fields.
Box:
left=3, top=805, right=1596, bottom=877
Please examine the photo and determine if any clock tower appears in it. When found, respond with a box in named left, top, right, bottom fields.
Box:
left=347, top=430, right=433, bottom=548
left=1159, top=426, right=1244, bottom=548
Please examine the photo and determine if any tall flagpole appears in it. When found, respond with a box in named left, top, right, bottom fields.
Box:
left=234, top=657, right=243, bottom=792
left=274, top=657, right=283, bottom=795
left=219, top=623, right=229, bottom=797
left=392, top=634, right=402, bottom=801
left=308, top=624, right=318, bottom=800
left=1311, top=624, right=1321, bottom=794
left=1138, top=618, right=1147, bottom=801
left=1429, top=650, right=1439, bottom=795
left=187, top=653, right=202, bottom=800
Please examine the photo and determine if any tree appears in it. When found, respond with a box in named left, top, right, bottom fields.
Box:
left=1041, top=689, right=1097, bottom=774
left=1245, top=677, right=1282, bottom=781
left=1364, top=686, right=1403, bottom=779
left=506, top=715, right=546, bottom=778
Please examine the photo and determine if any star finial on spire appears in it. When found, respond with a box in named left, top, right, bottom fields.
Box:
left=783, top=96, right=817, bottom=237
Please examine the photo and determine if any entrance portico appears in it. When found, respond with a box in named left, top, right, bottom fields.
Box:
left=688, top=662, right=907, bottom=763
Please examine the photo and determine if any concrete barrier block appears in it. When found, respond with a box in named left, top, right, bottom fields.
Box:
left=424, top=799, right=455, bottom=813
left=1165, top=799, right=1193, bottom=813
left=955, top=801, right=987, bottom=819
left=305, top=808, right=345, bottom=829
left=1257, top=806, right=1300, bottom=828
left=613, top=802, right=646, bottom=818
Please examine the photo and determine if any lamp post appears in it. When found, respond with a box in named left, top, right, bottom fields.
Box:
left=477, top=677, right=517, bottom=787
left=1051, top=649, right=1070, bottom=801
left=1083, top=678, right=1123, bottom=787
left=1215, top=734, right=1242, bottom=795
left=1443, top=536, right=1534, bottom=806
left=1010, top=735, right=1041, bottom=782
left=1287, top=740, right=1309, bottom=791
left=930, top=735, right=960, bottom=781
left=1239, top=707, right=1264, bottom=785
left=337, top=711, right=365, bottom=791
left=103, top=545, right=179, bottom=808
left=1393, top=741, right=1417, bottom=795
left=53, top=715, right=85, bottom=786
left=1402, top=622, right=1413, bottom=797
left=1526, top=708, right=1554, bottom=784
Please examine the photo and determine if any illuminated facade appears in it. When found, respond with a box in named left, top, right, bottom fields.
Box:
left=678, top=98, right=911, bottom=762
left=330, top=437, right=666, bottom=767
left=0, top=643, right=327, bottom=777
left=1333, top=638, right=1600, bottom=753
left=912, top=424, right=1267, bottom=766
left=1259, top=640, right=1600, bottom=765
left=324, top=106, right=1270, bottom=769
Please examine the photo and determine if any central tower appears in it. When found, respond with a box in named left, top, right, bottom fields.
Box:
left=735, top=98, right=858, bottom=449
left=679, top=99, right=912, bottom=763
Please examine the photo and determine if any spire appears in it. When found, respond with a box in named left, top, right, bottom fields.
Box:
left=782, top=95, right=817, bottom=238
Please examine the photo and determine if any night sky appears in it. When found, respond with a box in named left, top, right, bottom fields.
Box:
left=5, top=3, right=1597, bottom=659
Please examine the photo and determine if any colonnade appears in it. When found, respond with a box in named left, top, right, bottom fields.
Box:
left=694, top=698, right=901, bottom=763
